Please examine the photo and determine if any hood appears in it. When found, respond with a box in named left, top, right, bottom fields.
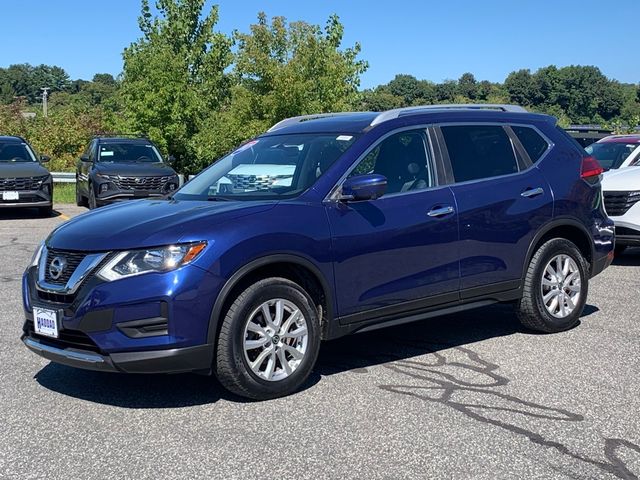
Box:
left=94, top=162, right=176, bottom=176
left=0, top=162, right=49, bottom=179
left=48, top=199, right=276, bottom=251
left=601, top=166, right=640, bottom=192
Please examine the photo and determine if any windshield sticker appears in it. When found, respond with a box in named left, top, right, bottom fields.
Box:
left=336, top=135, right=353, bottom=141
left=100, top=151, right=114, bottom=156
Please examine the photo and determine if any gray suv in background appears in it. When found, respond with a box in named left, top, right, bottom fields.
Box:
left=0, top=136, right=53, bottom=216
left=75, top=136, right=179, bottom=209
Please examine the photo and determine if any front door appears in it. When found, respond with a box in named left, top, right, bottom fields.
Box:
left=326, top=128, right=460, bottom=322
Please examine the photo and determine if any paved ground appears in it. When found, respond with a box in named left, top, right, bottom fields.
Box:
left=1, top=204, right=639, bottom=480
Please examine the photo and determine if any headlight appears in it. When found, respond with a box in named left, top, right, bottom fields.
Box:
left=97, top=242, right=207, bottom=281
left=30, top=241, right=45, bottom=267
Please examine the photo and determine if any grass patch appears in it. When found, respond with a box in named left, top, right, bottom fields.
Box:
left=53, top=183, right=76, bottom=205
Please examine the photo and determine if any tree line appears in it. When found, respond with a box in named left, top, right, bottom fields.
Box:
left=0, top=0, right=638, bottom=173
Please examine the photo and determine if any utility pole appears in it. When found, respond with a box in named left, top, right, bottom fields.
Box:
left=40, top=87, right=50, bottom=117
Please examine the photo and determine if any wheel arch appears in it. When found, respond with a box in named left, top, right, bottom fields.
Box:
left=206, top=254, right=334, bottom=345
left=524, top=218, right=595, bottom=278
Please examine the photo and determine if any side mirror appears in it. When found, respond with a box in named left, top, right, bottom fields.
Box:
left=80, top=154, right=90, bottom=163
left=40, top=155, right=50, bottom=163
left=167, top=155, right=176, bottom=165
left=340, top=174, right=387, bottom=202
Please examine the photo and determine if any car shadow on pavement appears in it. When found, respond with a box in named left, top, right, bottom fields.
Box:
left=612, top=248, right=640, bottom=266
left=34, top=303, right=598, bottom=408
left=316, top=303, right=532, bottom=377
left=0, top=208, right=59, bottom=220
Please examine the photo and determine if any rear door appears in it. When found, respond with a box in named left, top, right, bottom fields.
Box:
left=436, top=123, right=553, bottom=294
left=326, top=128, right=460, bottom=321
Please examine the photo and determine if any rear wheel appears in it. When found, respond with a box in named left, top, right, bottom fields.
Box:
left=516, top=238, right=589, bottom=333
left=215, top=277, right=321, bottom=400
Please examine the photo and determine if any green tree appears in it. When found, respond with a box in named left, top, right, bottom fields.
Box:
left=119, top=0, right=233, bottom=172
left=191, top=12, right=368, bottom=169
left=359, top=88, right=403, bottom=111
left=457, top=72, right=477, bottom=100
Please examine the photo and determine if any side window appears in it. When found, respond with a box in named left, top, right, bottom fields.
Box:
left=87, top=141, right=96, bottom=162
left=512, top=126, right=549, bottom=162
left=441, top=125, right=518, bottom=183
left=349, top=130, right=432, bottom=195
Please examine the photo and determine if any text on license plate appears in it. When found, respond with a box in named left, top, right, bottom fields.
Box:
left=2, top=191, right=19, bottom=201
left=33, top=307, right=59, bottom=338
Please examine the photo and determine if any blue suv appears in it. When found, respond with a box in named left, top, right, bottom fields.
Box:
left=22, top=104, right=614, bottom=400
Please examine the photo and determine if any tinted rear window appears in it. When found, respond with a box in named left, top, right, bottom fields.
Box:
left=441, top=125, right=519, bottom=182
left=512, top=126, right=549, bottom=162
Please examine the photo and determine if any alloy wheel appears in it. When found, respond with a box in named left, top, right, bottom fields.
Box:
left=243, top=298, right=309, bottom=382
left=540, top=254, right=582, bottom=319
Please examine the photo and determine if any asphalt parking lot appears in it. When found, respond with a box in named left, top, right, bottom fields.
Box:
left=1, top=205, right=639, bottom=480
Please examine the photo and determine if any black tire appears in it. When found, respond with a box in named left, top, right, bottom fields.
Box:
left=215, top=277, right=321, bottom=400
left=88, top=184, right=97, bottom=210
left=75, top=181, right=85, bottom=207
left=38, top=205, right=53, bottom=217
left=515, top=238, right=589, bottom=333
left=614, top=245, right=627, bottom=257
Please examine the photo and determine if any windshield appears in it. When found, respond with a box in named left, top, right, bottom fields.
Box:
left=173, top=133, right=357, bottom=201
left=98, top=143, right=163, bottom=163
left=585, top=142, right=639, bottom=170
left=0, top=142, right=37, bottom=163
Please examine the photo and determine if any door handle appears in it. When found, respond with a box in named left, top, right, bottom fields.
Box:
left=427, top=205, right=455, bottom=218
left=521, top=187, right=544, bottom=198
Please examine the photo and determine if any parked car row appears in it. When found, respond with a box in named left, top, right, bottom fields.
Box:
left=20, top=104, right=619, bottom=400
left=0, top=134, right=179, bottom=216
left=0, top=136, right=53, bottom=216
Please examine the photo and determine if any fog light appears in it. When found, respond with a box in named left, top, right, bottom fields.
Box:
left=100, top=183, right=109, bottom=194
left=168, top=183, right=177, bottom=191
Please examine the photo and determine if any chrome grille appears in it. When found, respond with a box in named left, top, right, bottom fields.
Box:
left=111, top=175, right=172, bottom=191
left=227, top=174, right=289, bottom=192
left=43, top=249, right=87, bottom=286
left=0, top=175, right=48, bottom=191
left=604, top=191, right=640, bottom=217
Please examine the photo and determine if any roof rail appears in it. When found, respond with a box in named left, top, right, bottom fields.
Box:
left=267, top=112, right=358, bottom=132
left=370, top=104, right=528, bottom=127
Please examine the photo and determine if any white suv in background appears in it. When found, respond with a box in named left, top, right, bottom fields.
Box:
left=586, top=135, right=640, bottom=171
left=602, top=165, right=640, bottom=254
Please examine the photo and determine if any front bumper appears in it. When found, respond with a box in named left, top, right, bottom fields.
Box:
left=22, top=335, right=213, bottom=373
left=22, top=260, right=224, bottom=374
left=96, top=191, right=165, bottom=206
left=0, top=189, right=52, bottom=208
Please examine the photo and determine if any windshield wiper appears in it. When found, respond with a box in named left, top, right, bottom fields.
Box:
left=207, top=195, right=232, bottom=202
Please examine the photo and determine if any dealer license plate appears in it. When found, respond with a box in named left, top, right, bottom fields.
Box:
left=33, top=307, right=59, bottom=338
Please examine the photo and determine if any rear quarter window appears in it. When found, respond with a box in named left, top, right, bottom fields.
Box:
left=511, top=126, right=550, bottom=162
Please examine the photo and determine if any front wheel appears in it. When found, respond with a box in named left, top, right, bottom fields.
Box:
left=215, top=277, right=321, bottom=400
left=88, top=185, right=97, bottom=210
left=516, top=238, right=589, bottom=333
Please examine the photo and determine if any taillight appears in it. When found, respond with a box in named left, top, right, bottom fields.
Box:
left=581, top=156, right=604, bottom=179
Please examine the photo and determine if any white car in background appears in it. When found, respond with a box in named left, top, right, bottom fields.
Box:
left=602, top=165, right=640, bottom=255
left=586, top=135, right=640, bottom=171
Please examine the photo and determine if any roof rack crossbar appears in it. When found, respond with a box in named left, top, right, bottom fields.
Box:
left=267, top=112, right=358, bottom=132
left=370, top=104, right=528, bottom=127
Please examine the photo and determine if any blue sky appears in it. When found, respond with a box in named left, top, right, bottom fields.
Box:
left=1, top=0, right=638, bottom=88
